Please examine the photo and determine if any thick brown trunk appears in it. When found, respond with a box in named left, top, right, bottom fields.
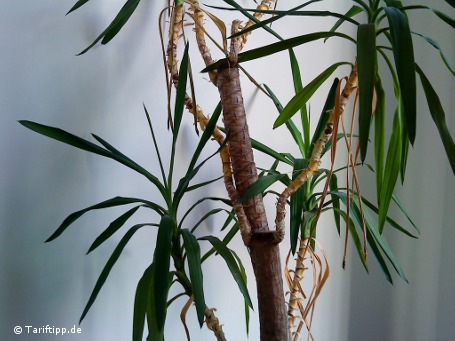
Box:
left=217, top=65, right=289, bottom=341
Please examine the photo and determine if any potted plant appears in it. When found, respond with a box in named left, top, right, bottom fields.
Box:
left=19, top=0, right=454, bottom=340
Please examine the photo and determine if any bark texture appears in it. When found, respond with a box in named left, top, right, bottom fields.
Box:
left=217, top=65, right=289, bottom=341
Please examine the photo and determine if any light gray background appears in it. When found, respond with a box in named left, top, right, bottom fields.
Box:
left=1, top=1, right=454, bottom=340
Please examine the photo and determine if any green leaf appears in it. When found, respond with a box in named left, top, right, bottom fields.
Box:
left=378, top=111, right=402, bottom=233
left=200, top=236, right=253, bottom=308
left=44, top=197, right=163, bottom=242
left=325, top=5, right=363, bottom=42
left=240, top=173, right=286, bottom=203
left=227, top=1, right=324, bottom=39
left=87, top=206, right=140, bottom=253
left=289, top=49, right=310, bottom=156
left=445, top=0, right=455, bottom=8
left=415, top=65, right=455, bottom=174
left=172, top=43, right=189, bottom=143
left=263, top=84, right=306, bottom=156
left=77, top=0, right=141, bottom=55
left=133, top=263, right=154, bottom=341
left=230, top=250, right=250, bottom=336
left=153, top=215, right=174, bottom=331
left=357, top=23, right=377, bottom=162
left=433, top=9, right=455, bottom=29
left=413, top=32, right=454, bottom=76
left=80, top=223, right=147, bottom=323
left=332, top=208, right=368, bottom=271
left=290, top=159, right=308, bottom=254
left=190, top=208, right=228, bottom=233
left=274, top=62, right=348, bottom=128
left=186, top=102, right=223, bottom=176
left=385, top=7, right=417, bottom=144
left=66, top=0, right=91, bottom=15
left=329, top=173, right=341, bottom=235
left=19, top=121, right=166, bottom=195
left=360, top=196, right=418, bottom=238
left=251, top=136, right=293, bottom=166
left=353, top=196, right=408, bottom=282
left=202, top=32, right=355, bottom=72
left=180, top=229, right=206, bottom=327
left=374, top=75, right=386, bottom=203
left=309, top=78, right=339, bottom=156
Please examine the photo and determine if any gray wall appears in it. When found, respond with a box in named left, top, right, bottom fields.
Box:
left=1, top=1, right=453, bottom=340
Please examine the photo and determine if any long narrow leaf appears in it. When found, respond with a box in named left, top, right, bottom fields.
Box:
left=378, top=112, right=402, bottom=233
left=153, top=215, right=174, bottom=331
left=80, top=223, right=147, bottom=323
left=19, top=121, right=166, bottom=195
left=180, top=229, right=206, bottom=326
left=325, top=5, right=363, bottom=42
left=87, top=206, right=140, bottom=253
left=415, top=65, right=455, bottom=174
left=413, top=32, right=454, bottom=76
left=374, top=75, right=386, bottom=203
left=203, top=32, right=355, bottom=72
left=45, top=197, right=163, bottom=242
left=274, top=62, right=348, bottom=128
left=353, top=196, right=408, bottom=282
left=385, top=7, right=417, bottom=144
left=240, top=173, right=286, bottom=203
left=290, top=159, right=308, bottom=254
left=357, top=23, right=377, bottom=162
left=309, top=78, right=339, bottom=156
left=77, top=0, right=141, bottom=55
left=200, top=236, right=253, bottom=308
left=133, top=263, right=154, bottom=341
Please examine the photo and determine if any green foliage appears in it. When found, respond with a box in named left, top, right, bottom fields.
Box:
left=21, top=0, right=455, bottom=339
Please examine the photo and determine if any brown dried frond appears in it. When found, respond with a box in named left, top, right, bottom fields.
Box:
left=285, top=238, right=330, bottom=340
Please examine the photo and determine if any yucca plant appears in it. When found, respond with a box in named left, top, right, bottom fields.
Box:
left=21, top=0, right=454, bottom=340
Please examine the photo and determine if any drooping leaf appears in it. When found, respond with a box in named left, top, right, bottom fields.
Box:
left=19, top=121, right=166, bottom=194
left=200, top=236, right=253, bottom=309
left=290, top=159, right=309, bottom=254
left=378, top=111, right=402, bottom=233
left=413, top=32, right=454, bottom=76
left=80, top=224, right=147, bottom=323
left=329, top=173, right=341, bottom=234
left=360, top=196, right=418, bottom=238
left=44, top=196, right=163, bottom=242
left=190, top=208, right=229, bottom=233
left=374, top=75, right=386, bottom=203
left=133, top=263, right=154, bottom=341
left=274, top=62, right=348, bottom=128
left=357, top=23, right=377, bottom=162
left=181, top=229, right=206, bottom=327
left=353, top=196, right=408, bottom=282
left=77, top=0, right=141, bottom=55
left=230, top=249, right=251, bottom=336
left=415, top=65, right=455, bottom=174
left=87, top=206, right=141, bottom=253
left=385, top=6, right=417, bottom=144
left=153, top=215, right=174, bottom=331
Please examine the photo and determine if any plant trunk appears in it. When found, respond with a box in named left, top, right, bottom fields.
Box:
left=217, top=65, right=289, bottom=341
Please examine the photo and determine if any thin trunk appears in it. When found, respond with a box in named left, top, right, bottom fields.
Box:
left=217, top=65, right=289, bottom=341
